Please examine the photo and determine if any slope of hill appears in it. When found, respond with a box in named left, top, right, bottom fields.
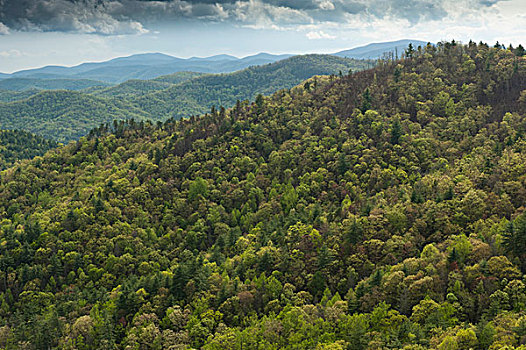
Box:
left=0, top=129, right=58, bottom=169
left=132, top=54, right=372, bottom=119
left=152, top=71, right=206, bottom=85
left=334, top=39, right=429, bottom=59
left=91, top=79, right=173, bottom=98
left=0, top=90, right=149, bottom=142
left=0, top=78, right=110, bottom=91
left=91, top=72, right=205, bottom=97
left=1, top=41, right=427, bottom=84
left=0, top=42, right=525, bottom=349
left=0, top=89, right=41, bottom=102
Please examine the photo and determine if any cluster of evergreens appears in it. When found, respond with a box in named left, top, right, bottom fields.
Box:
left=0, top=129, right=57, bottom=169
left=0, top=41, right=525, bottom=349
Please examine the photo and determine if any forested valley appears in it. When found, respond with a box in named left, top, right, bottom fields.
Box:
left=0, top=41, right=525, bottom=349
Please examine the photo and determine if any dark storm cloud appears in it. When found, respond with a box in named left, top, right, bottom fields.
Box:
left=0, top=0, right=507, bottom=35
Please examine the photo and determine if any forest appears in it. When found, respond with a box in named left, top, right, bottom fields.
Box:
left=0, top=41, right=525, bottom=349
left=0, top=129, right=57, bottom=169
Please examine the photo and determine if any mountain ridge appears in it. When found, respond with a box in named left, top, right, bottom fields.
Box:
left=0, top=52, right=297, bottom=83
left=0, top=40, right=424, bottom=83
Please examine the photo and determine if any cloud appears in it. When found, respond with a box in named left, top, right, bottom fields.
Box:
left=1, top=0, right=149, bottom=35
left=306, top=30, right=335, bottom=39
left=0, top=0, right=518, bottom=35
left=0, top=22, right=8, bottom=34
left=317, top=0, right=335, bottom=11
left=0, top=49, right=22, bottom=57
left=231, top=0, right=312, bottom=28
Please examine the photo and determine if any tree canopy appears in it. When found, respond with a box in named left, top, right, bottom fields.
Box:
left=0, top=41, right=525, bottom=349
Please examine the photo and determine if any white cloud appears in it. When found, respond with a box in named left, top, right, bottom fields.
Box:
left=317, top=0, right=335, bottom=11
left=2, top=0, right=522, bottom=38
left=306, top=30, right=336, bottom=39
left=0, top=0, right=525, bottom=48
left=0, top=22, right=9, bottom=35
left=0, top=49, right=23, bottom=58
left=232, top=0, right=313, bottom=29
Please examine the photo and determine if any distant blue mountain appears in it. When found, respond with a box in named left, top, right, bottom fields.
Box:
left=188, top=54, right=238, bottom=61
left=0, top=53, right=294, bottom=84
left=333, top=39, right=430, bottom=59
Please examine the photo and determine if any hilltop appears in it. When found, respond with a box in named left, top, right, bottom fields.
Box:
left=0, top=39, right=423, bottom=86
left=130, top=54, right=372, bottom=120
left=334, top=39, right=429, bottom=59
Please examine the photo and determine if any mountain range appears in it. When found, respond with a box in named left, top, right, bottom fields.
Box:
left=0, top=40, right=428, bottom=86
left=0, top=52, right=294, bottom=84
left=0, top=54, right=371, bottom=141
left=0, top=40, right=428, bottom=143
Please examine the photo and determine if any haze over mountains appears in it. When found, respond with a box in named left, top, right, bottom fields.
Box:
left=0, top=52, right=295, bottom=84
left=0, top=39, right=428, bottom=147
left=0, top=40, right=427, bottom=87
left=0, top=40, right=430, bottom=143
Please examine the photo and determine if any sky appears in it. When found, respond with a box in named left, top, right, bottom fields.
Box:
left=0, top=0, right=525, bottom=73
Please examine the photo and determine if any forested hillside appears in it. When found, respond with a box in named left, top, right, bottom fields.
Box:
left=0, top=90, right=41, bottom=103
left=0, top=55, right=370, bottom=142
left=153, top=72, right=207, bottom=85
left=91, top=80, right=174, bottom=98
left=131, top=54, right=371, bottom=120
left=0, top=78, right=109, bottom=92
left=90, top=72, right=205, bottom=98
left=0, top=129, right=58, bottom=169
left=0, top=41, right=526, bottom=349
left=0, top=91, right=149, bottom=142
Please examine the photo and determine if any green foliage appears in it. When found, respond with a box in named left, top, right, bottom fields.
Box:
left=0, top=78, right=109, bottom=91
left=503, top=212, right=526, bottom=265
left=152, top=71, right=206, bottom=84
left=132, top=54, right=371, bottom=121
left=0, top=41, right=524, bottom=349
left=0, top=90, right=149, bottom=142
left=0, top=129, right=58, bottom=169
left=92, top=79, right=173, bottom=98
left=0, top=55, right=370, bottom=142
left=0, top=89, right=41, bottom=102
